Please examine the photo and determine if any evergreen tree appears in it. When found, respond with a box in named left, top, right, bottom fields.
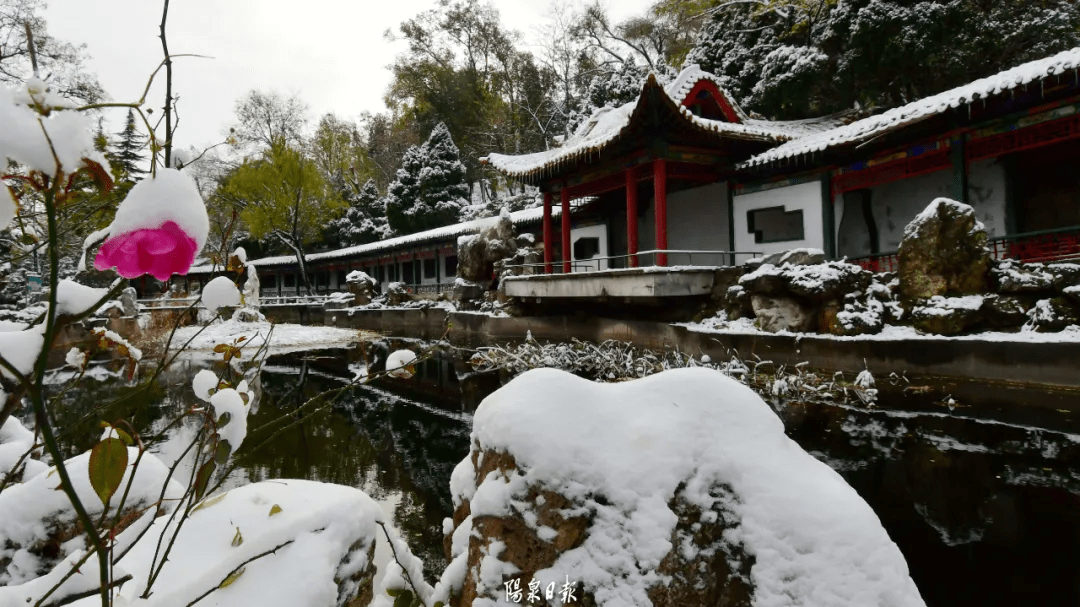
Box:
left=384, top=123, right=469, bottom=235
left=327, top=179, right=391, bottom=247
left=685, top=0, right=1080, bottom=120
left=107, top=110, right=147, bottom=181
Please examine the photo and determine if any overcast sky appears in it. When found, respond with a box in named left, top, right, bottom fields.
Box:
left=42, top=0, right=654, bottom=154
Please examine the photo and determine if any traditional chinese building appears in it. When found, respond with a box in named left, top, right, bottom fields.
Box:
left=485, top=48, right=1080, bottom=276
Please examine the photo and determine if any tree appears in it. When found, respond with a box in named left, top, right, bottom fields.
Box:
left=220, top=140, right=344, bottom=295
left=0, top=0, right=104, bottom=103
left=684, top=0, right=1080, bottom=120
left=106, top=109, right=147, bottom=182
left=384, top=123, right=469, bottom=235
left=231, top=90, right=308, bottom=152
left=327, top=179, right=390, bottom=247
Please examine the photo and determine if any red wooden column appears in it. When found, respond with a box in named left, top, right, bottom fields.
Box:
left=653, top=158, right=668, bottom=266
left=542, top=191, right=553, bottom=273
left=626, top=167, right=639, bottom=268
left=561, top=187, right=572, bottom=273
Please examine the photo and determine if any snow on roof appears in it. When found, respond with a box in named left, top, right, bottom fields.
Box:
left=663, top=64, right=750, bottom=122
left=485, top=66, right=825, bottom=180
left=186, top=205, right=556, bottom=274
left=742, top=47, right=1080, bottom=168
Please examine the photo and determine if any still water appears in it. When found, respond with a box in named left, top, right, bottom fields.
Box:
left=37, top=342, right=1080, bottom=606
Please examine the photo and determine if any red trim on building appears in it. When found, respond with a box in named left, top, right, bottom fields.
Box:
left=680, top=80, right=741, bottom=124
left=967, top=112, right=1080, bottom=162
left=831, top=147, right=952, bottom=196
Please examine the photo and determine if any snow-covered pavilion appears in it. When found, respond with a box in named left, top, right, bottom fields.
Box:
left=485, top=49, right=1080, bottom=275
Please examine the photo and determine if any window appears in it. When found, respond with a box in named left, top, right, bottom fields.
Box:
left=747, top=206, right=805, bottom=243
left=423, top=258, right=437, bottom=279
left=337, top=270, right=347, bottom=286
left=445, top=255, right=458, bottom=278
left=402, top=261, right=415, bottom=284
left=573, top=237, right=600, bottom=260
left=284, top=273, right=295, bottom=288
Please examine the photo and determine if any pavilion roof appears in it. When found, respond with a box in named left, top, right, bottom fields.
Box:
left=483, top=65, right=848, bottom=183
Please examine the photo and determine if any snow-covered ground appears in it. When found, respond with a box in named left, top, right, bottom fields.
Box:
left=170, top=320, right=367, bottom=355
left=682, top=315, right=1080, bottom=343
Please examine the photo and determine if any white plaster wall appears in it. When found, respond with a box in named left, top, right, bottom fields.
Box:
left=666, top=182, right=730, bottom=265
left=967, top=157, right=1007, bottom=238
left=571, top=224, right=609, bottom=272
left=634, top=182, right=730, bottom=266
left=868, top=169, right=951, bottom=252
left=732, top=181, right=823, bottom=262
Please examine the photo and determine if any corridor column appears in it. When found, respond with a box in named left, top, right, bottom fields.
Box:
left=561, top=187, right=572, bottom=273
left=626, top=167, right=639, bottom=268
left=543, top=191, right=553, bottom=274
left=653, top=158, right=668, bottom=266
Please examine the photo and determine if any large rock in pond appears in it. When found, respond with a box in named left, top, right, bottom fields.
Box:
left=751, top=294, right=816, bottom=332
left=898, top=198, right=991, bottom=300
left=457, top=209, right=518, bottom=285
left=433, top=368, right=926, bottom=607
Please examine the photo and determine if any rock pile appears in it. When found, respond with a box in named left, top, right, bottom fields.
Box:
left=724, top=198, right=1080, bottom=336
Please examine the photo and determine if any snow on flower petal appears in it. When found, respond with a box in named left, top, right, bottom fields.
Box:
left=386, top=350, right=417, bottom=379
left=92, top=169, right=209, bottom=280
left=192, top=369, right=219, bottom=403
left=201, top=277, right=241, bottom=313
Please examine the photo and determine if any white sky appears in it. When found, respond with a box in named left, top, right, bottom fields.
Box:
left=42, top=0, right=654, bottom=153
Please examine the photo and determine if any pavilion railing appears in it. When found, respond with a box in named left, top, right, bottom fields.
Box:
left=502, top=249, right=764, bottom=273
left=849, top=225, right=1080, bottom=272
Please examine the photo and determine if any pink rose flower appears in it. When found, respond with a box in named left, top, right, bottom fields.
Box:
left=93, top=220, right=198, bottom=281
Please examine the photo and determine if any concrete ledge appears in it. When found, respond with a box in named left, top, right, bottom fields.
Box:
left=447, top=312, right=1080, bottom=391
left=504, top=268, right=717, bottom=298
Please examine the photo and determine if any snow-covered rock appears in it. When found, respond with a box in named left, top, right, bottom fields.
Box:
left=439, top=368, right=925, bottom=607
left=897, top=198, right=990, bottom=300
left=0, top=448, right=183, bottom=587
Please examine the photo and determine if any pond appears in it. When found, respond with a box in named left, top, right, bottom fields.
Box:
left=31, top=339, right=1080, bottom=606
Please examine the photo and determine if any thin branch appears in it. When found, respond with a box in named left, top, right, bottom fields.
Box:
left=183, top=540, right=295, bottom=607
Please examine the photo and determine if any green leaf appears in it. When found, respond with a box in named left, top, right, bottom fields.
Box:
left=194, top=460, right=216, bottom=502
left=386, top=588, right=401, bottom=598
left=88, top=437, right=128, bottom=507
left=393, top=590, right=413, bottom=607
left=231, top=527, right=243, bottom=547
left=215, top=441, right=232, bottom=465
left=217, top=411, right=232, bottom=429
left=219, top=566, right=245, bottom=588
left=113, top=427, right=134, bottom=447
left=269, top=504, right=282, bottom=516
left=191, top=492, right=227, bottom=514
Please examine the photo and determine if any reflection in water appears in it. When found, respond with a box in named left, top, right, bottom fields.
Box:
left=32, top=344, right=1080, bottom=605
left=38, top=351, right=471, bottom=580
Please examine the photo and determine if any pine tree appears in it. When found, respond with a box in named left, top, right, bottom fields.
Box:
left=327, top=179, right=390, bottom=247
left=685, top=0, right=1080, bottom=120
left=384, top=123, right=469, bottom=235
left=107, top=110, right=147, bottom=181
